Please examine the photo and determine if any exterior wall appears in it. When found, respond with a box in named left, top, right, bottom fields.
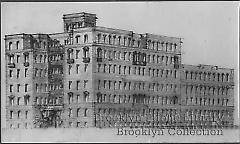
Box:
left=31, top=34, right=50, bottom=128
left=4, top=12, right=235, bottom=129
left=59, top=28, right=95, bottom=128
left=180, top=64, right=235, bottom=127
left=31, top=34, right=65, bottom=128
left=5, top=34, right=34, bottom=129
left=92, top=27, right=183, bottom=128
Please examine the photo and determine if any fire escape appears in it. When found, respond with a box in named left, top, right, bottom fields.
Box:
left=34, top=40, right=65, bottom=128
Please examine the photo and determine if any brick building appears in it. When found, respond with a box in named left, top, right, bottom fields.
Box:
left=4, top=12, right=234, bottom=129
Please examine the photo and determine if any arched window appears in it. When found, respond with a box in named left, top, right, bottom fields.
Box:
left=9, top=42, right=12, bottom=50
left=68, top=92, right=73, bottom=104
left=97, top=47, right=102, bottom=58
left=83, top=46, right=89, bottom=58
left=39, top=55, right=43, bottom=63
left=108, top=35, right=111, bottom=44
left=226, top=73, right=229, bottom=82
left=84, top=34, right=88, bottom=43
left=118, top=36, right=121, bottom=45
left=67, top=48, right=73, bottom=59
left=221, top=73, right=225, bottom=82
left=83, top=91, right=89, bottom=102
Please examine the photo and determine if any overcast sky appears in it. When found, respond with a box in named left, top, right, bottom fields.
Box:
left=1, top=2, right=239, bottom=126
left=1, top=2, right=239, bottom=69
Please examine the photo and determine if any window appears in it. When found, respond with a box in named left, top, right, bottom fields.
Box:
left=9, top=70, right=13, bottom=78
left=9, top=42, right=12, bottom=50
left=17, top=97, right=21, bottom=105
left=25, top=84, right=28, bottom=92
left=16, top=41, right=19, bottom=49
left=226, top=73, right=229, bottom=82
left=69, top=81, right=72, bottom=89
left=77, top=108, right=81, bottom=117
left=76, top=64, right=80, bottom=74
left=25, top=111, right=28, bottom=119
left=119, top=65, right=121, bottom=74
left=107, top=65, right=111, bottom=73
left=128, top=38, right=131, bottom=46
left=84, top=80, right=88, bottom=88
left=77, top=80, right=80, bottom=90
left=69, top=108, right=72, bottom=117
left=84, top=109, right=88, bottom=117
left=24, top=95, right=30, bottom=105
left=77, top=95, right=80, bottom=103
left=112, top=82, right=116, bottom=90
left=9, top=85, right=13, bottom=92
left=97, top=34, right=101, bottom=43
left=103, top=80, right=106, bottom=89
left=77, top=122, right=81, bottom=127
left=10, top=111, right=13, bottom=119
left=84, top=91, right=89, bottom=102
left=35, top=84, right=38, bottom=92
left=84, top=64, right=88, bottom=72
left=68, top=65, right=72, bottom=75
left=76, top=50, right=80, bottom=59
left=103, top=35, right=106, bottom=43
left=83, top=47, right=89, bottom=58
left=108, top=80, right=111, bottom=89
left=75, top=35, right=80, bottom=44
left=123, top=37, right=126, bottom=46
left=8, top=95, right=14, bottom=106
left=67, top=48, right=73, bottom=59
left=108, top=35, right=111, bottom=44
left=16, top=55, right=20, bottom=63
left=97, top=64, right=101, bottom=72
left=24, top=68, right=28, bottom=77
left=43, top=42, right=46, bottom=49
left=108, top=50, right=112, bottom=59
left=97, top=47, right=102, bottom=58
left=39, top=55, right=43, bottom=63
left=68, top=92, right=73, bottom=104
left=17, top=69, right=20, bottom=78
left=17, top=84, right=20, bottom=92
left=43, top=55, right=47, bottom=63
left=23, top=53, right=29, bottom=63
left=84, top=34, right=88, bottom=43
left=118, top=36, right=121, bottom=45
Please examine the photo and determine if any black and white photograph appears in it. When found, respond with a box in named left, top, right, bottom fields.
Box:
left=1, top=1, right=239, bottom=143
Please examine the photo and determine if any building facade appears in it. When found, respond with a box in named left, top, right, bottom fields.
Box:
left=5, top=12, right=234, bottom=129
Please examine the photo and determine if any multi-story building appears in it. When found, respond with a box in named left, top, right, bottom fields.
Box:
left=180, top=64, right=234, bottom=127
left=4, top=12, right=234, bottom=129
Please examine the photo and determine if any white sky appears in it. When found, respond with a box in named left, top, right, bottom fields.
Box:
left=1, top=2, right=239, bottom=127
left=1, top=2, right=239, bottom=69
